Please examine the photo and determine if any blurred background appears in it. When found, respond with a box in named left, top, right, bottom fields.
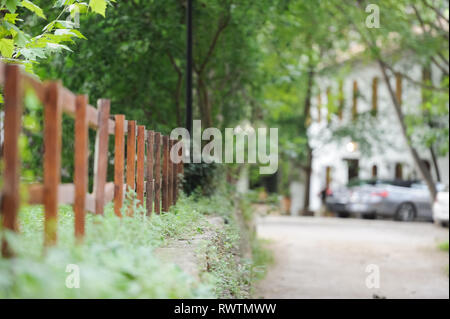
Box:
left=1, top=0, right=448, bottom=222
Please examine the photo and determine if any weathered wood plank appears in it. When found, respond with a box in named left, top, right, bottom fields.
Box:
left=1, top=65, right=22, bottom=257
left=172, top=141, right=179, bottom=204
left=176, top=144, right=184, bottom=204
left=146, top=130, right=154, bottom=215
left=154, top=132, right=161, bottom=214
left=43, top=81, right=62, bottom=246
left=74, top=95, right=89, bottom=241
left=93, top=99, right=110, bottom=215
left=114, top=115, right=125, bottom=217
left=136, top=125, right=146, bottom=207
left=162, top=136, right=169, bottom=212
left=27, top=183, right=76, bottom=205
left=126, top=120, right=136, bottom=216
left=168, top=140, right=174, bottom=207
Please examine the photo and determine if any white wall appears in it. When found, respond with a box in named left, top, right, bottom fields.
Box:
left=306, top=58, right=449, bottom=211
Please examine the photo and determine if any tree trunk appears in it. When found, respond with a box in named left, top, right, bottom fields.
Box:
left=303, top=146, right=313, bottom=213
left=378, top=60, right=437, bottom=200
left=429, top=146, right=441, bottom=182
left=302, top=66, right=315, bottom=213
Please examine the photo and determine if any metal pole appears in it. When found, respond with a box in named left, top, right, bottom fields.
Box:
left=186, top=0, right=193, bottom=136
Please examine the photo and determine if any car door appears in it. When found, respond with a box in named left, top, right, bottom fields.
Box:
left=409, top=184, right=432, bottom=219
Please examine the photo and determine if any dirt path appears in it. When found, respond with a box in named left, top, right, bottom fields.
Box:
left=254, top=216, right=449, bottom=299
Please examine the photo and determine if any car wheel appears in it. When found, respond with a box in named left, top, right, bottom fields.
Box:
left=337, top=212, right=350, bottom=218
left=395, top=203, right=416, bottom=222
left=362, top=213, right=376, bottom=220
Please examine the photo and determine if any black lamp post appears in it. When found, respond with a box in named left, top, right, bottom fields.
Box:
left=186, top=0, right=193, bottom=137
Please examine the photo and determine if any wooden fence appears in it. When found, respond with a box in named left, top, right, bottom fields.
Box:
left=0, top=63, right=183, bottom=255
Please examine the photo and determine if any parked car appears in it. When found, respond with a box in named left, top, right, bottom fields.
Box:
left=433, top=186, right=449, bottom=227
left=325, top=179, right=379, bottom=218
left=327, top=179, right=443, bottom=221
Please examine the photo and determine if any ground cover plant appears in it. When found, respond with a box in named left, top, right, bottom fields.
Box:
left=0, top=187, right=269, bottom=298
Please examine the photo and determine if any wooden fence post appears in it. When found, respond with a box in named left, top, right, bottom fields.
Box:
left=74, top=95, right=89, bottom=242
left=161, top=136, right=169, bottom=212
left=43, top=81, right=62, bottom=246
left=113, top=115, right=125, bottom=217
left=168, top=140, right=174, bottom=207
left=1, top=65, right=22, bottom=257
left=136, top=125, right=146, bottom=207
left=176, top=145, right=184, bottom=203
left=126, top=120, right=136, bottom=216
left=154, top=132, right=161, bottom=214
left=146, top=130, right=154, bottom=215
left=172, top=141, right=178, bottom=204
left=93, top=99, right=110, bottom=215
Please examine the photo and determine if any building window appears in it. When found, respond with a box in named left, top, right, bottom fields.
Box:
left=317, top=90, right=322, bottom=122
left=346, top=159, right=359, bottom=182
left=352, top=80, right=358, bottom=120
left=395, top=73, right=402, bottom=107
left=326, top=86, right=332, bottom=123
left=395, top=163, right=403, bottom=180
left=372, top=77, right=378, bottom=116
left=325, top=166, right=332, bottom=188
left=422, top=66, right=432, bottom=111
left=338, top=80, right=344, bottom=120
left=372, top=165, right=378, bottom=178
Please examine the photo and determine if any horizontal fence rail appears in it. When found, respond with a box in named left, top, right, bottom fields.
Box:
left=0, top=63, right=183, bottom=255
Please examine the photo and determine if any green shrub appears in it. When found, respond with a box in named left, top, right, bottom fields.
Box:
left=0, top=195, right=214, bottom=298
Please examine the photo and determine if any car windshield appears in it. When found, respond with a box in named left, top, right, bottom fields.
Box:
left=346, top=179, right=378, bottom=187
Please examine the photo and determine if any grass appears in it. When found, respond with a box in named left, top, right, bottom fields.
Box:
left=0, top=193, right=214, bottom=298
left=0, top=188, right=271, bottom=298
left=251, top=238, right=274, bottom=282
left=437, top=241, right=449, bottom=277
left=438, top=241, right=449, bottom=252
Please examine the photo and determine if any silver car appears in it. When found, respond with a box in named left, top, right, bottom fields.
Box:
left=326, top=179, right=379, bottom=218
left=347, top=181, right=443, bottom=221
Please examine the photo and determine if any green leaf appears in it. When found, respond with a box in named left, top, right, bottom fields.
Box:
left=89, top=0, right=107, bottom=17
left=4, top=13, right=19, bottom=24
left=3, top=0, right=20, bottom=13
left=21, top=0, right=46, bottom=19
left=0, top=38, right=14, bottom=58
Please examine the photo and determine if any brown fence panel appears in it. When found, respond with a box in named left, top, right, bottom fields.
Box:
left=113, top=115, right=125, bottom=217
left=146, top=130, right=154, bottom=215
left=43, top=82, right=62, bottom=246
left=126, top=121, right=136, bottom=191
left=93, top=99, right=110, bottom=215
left=172, top=142, right=178, bottom=204
left=176, top=146, right=184, bottom=203
left=154, top=132, right=161, bottom=214
left=161, top=136, right=169, bottom=212
left=1, top=65, right=22, bottom=257
left=168, top=140, right=174, bottom=207
left=136, top=125, right=146, bottom=207
left=74, top=95, right=89, bottom=241
left=126, top=120, right=136, bottom=216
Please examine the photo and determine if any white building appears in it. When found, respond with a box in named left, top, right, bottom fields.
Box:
left=305, top=57, right=449, bottom=212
